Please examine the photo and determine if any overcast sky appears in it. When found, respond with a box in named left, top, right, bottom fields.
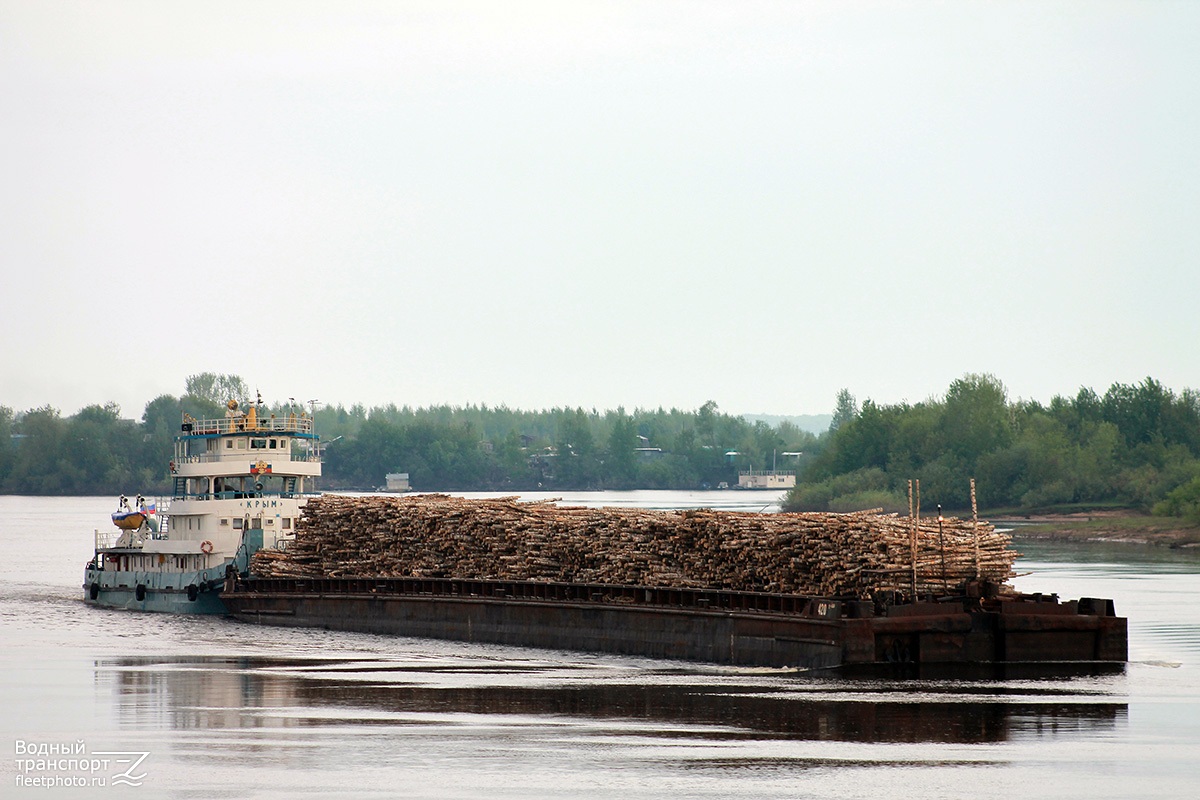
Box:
left=2, top=2, right=1197, bottom=420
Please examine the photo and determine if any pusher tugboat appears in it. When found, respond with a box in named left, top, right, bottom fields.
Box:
left=83, top=397, right=321, bottom=613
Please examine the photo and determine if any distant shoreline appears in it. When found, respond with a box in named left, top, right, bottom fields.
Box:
left=996, top=511, right=1200, bottom=548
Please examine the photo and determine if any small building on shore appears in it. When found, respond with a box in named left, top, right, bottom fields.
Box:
left=385, top=472, right=411, bottom=492
left=635, top=447, right=663, bottom=461
left=737, top=470, right=796, bottom=490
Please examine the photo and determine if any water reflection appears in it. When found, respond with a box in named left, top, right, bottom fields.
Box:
left=98, top=655, right=1127, bottom=745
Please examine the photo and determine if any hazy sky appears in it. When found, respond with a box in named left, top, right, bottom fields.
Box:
left=2, top=2, right=1197, bottom=419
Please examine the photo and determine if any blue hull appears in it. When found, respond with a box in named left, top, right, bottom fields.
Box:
left=83, top=566, right=229, bottom=614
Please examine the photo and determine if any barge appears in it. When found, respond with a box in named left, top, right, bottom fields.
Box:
left=222, top=574, right=1127, bottom=671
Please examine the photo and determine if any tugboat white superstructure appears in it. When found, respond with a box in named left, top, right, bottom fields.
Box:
left=83, top=398, right=321, bottom=613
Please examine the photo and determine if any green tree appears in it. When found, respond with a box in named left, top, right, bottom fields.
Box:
left=697, top=400, right=719, bottom=445
left=605, top=408, right=638, bottom=487
left=830, top=389, right=858, bottom=432
left=8, top=406, right=67, bottom=493
left=1153, top=476, right=1200, bottom=523
left=831, top=400, right=893, bottom=474
left=185, top=373, right=250, bottom=407
left=941, top=373, right=1012, bottom=469
left=555, top=408, right=600, bottom=488
left=0, top=406, right=15, bottom=486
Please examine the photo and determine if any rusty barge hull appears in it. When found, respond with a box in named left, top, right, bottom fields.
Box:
left=221, top=577, right=1127, bottom=671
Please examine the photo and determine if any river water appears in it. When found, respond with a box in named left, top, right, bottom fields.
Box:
left=1, top=493, right=1198, bottom=799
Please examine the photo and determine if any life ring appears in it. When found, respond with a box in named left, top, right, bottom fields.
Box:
left=200, top=540, right=214, bottom=554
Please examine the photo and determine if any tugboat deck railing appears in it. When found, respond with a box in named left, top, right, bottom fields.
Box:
left=181, top=415, right=314, bottom=436
left=95, top=528, right=145, bottom=551
left=173, top=452, right=321, bottom=465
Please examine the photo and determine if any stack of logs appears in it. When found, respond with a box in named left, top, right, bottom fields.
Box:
left=251, top=494, right=1017, bottom=598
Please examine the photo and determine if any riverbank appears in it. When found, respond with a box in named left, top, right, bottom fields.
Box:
left=996, top=510, right=1200, bottom=548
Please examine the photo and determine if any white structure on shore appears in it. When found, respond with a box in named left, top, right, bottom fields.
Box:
left=737, top=470, right=796, bottom=490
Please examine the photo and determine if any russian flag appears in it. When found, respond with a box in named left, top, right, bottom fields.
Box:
left=141, top=501, right=157, bottom=516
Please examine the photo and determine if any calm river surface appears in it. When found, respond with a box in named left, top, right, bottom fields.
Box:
left=2, top=493, right=1198, bottom=799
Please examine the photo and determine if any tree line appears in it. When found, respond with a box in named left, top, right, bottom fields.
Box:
left=0, top=374, right=248, bottom=496
left=781, top=374, right=1200, bottom=524
left=0, top=374, right=816, bottom=496
left=3, top=372, right=1198, bottom=525
left=318, top=400, right=816, bottom=491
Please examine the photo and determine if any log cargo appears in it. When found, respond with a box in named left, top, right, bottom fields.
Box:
left=250, top=494, right=1018, bottom=599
